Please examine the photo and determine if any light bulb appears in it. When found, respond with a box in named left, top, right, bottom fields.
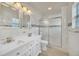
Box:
left=16, top=3, right=21, bottom=8
left=14, top=2, right=21, bottom=9
left=27, top=9, right=32, bottom=15
left=48, top=7, right=52, bottom=10
left=22, top=6, right=27, bottom=12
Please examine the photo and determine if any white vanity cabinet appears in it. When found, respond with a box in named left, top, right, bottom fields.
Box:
left=2, top=35, right=41, bottom=56
left=31, top=41, right=41, bottom=56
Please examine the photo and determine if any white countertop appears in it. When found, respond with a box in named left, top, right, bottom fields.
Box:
left=0, top=34, right=41, bottom=56
left=68, top=27, right=79, bottom=32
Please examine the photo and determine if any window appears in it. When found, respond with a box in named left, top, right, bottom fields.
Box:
left=11, top=18, right=19, bottom=27
left=72, top=3, right=79, bottom=28
left=76, top=3, right=79, bottom=28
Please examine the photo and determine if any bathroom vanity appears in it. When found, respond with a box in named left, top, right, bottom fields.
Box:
left=0, top=27, right=41, bottom=56
left=0, top=2, right=42, bottom=56
left=0, top=34, right=41, bottom=56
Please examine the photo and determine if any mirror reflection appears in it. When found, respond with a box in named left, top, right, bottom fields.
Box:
left=0, top=2, right=31, bottom=29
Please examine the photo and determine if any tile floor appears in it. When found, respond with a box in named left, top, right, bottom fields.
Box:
left=39, top=48, right=69, bottom=56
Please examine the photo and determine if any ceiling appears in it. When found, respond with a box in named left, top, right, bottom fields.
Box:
left=23, top=2, right=73, bottom=18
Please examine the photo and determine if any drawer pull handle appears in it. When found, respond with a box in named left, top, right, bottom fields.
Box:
left=16, top=52, right=20, bottom=55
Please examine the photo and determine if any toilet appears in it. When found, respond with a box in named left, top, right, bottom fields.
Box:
left=41, top=40, right=48, bottom=51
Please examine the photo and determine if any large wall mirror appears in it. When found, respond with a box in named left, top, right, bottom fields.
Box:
left=0, top=2, right=30, bottom=29
left=0, top=3, right=20, bottom=27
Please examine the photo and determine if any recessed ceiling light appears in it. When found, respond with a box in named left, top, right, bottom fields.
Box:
left=48, top=7, right=52, bottom=10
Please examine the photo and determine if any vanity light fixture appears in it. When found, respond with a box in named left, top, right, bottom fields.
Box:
left=13, top=3, right=32, bottom=15
left=48, top=7, right=52, bottom=10
left=27, top=9, right=32, bottom=15
left=16, top=3, right=21, bottom=8
left=22, top=6, right=27, bottom=12
left=14, top=2, right=22, bottom=9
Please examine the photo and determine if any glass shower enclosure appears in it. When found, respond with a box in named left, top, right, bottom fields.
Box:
left=39, top=17, right=62, bottom=49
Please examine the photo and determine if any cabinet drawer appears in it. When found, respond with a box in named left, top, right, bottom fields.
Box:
left=4, top=45, right=29, bottom=56
left=31, top=44, right=41, bottom=56
left=5, top=48, right=23, bottom=56
left=23, top=49, right=31, bottom=56
left=3, top=39, right=41, bottom=56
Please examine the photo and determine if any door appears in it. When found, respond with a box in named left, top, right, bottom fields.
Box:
left=48, top=26, right=62, bottom=48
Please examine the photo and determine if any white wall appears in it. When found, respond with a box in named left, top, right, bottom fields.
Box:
left=69, top=30, right=79, bottom=56
left=69, top=3, right=79, bottom=56
left=61, top=5, right=72, bottom=52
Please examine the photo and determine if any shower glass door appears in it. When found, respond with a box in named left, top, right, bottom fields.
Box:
left=40, top=17, right=62, bottom=48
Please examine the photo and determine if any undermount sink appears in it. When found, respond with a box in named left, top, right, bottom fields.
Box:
left=16, top=40, right=24, bottom=44
left=0, top=37, right=14, bottom=45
